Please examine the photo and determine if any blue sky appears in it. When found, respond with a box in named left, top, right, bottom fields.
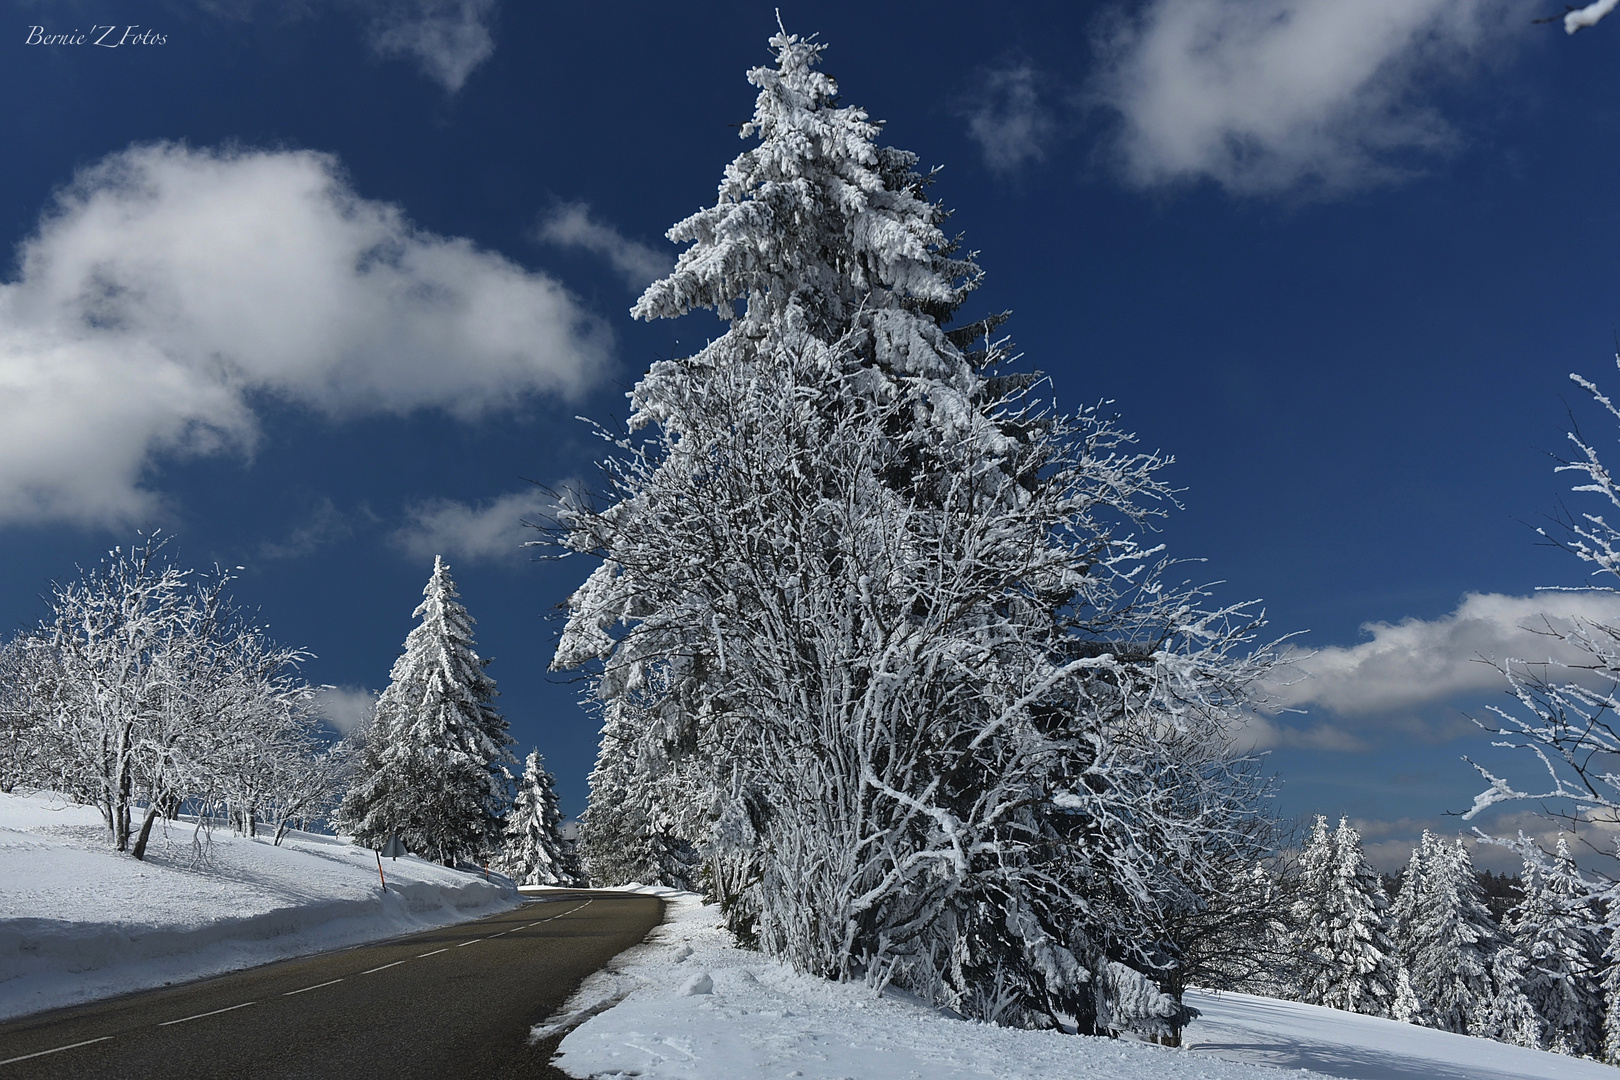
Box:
left=5, top=0, right=1620, bottom=870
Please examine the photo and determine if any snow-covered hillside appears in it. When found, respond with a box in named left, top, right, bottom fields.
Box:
left=546, top=893, right=1620, bottom=1080
left=0, top=790, right=518, bottom=1021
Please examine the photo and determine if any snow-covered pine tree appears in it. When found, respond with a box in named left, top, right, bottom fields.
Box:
left=1484, top=942, right=1545, bottom=1049
left=1295, top=817, right=1402, bottom=1016
left=1293, top=815, right=1339, bottom=1004
left=551, top=26, right=1277, bottom=1034
left=1389, top=831, right=1436, bottom=975
left=1392, top=966, right=1421, bottom=1024
left=1509, top=838, right=1603, bottom=1057
left=574, top=702, right=699, bottom=889
left=338, top=556, right=514, bottom=866
left=1405, top=837, right=1500, bottom=1035
left=1599, top=868, right=1620, bottom=1063
left=500, top=748, right=582, bottom=886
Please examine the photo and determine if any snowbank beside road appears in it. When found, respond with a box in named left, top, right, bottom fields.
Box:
left=548, top=893, right=1304, bottom=1080
left=547, top=893, right=1618, bottom=1080
left=0, top=790, right=519, bottom=1021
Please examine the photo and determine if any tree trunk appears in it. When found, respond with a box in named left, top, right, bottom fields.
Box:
left=131, top=802, right=160, bottom=861
left=115, top=767, right=132, bottom=851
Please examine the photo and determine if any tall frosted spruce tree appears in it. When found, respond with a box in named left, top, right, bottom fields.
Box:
left=553, top=28, right=1276, bottom=1034
left=1294, top=816, right=1403, bottom=1017
left=1508, top=838, right=1603, bottom=1057
left=1391, top=832, right=1500, bottom=1034
left=501, top=748, right=583, bottom=886
left=339, top=556, right=514, bottom=865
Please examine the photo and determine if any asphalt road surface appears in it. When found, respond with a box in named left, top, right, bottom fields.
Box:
left=0, top=890, right=663, bottom=1079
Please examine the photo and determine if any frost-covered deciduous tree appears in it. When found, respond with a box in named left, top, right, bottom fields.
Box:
left=197, top=624, right=351, bottom=845
left=1464, top=361, right=1620, bottom=850
left=339, top=556, right=514, bottom=866
left=1564, top=1, right=1620, bottom=34
left=5, top=536, right=335, bottom=855
left=501, top=748, right=582, bottom=886
left=0, top=633, right=58, bottom=794
left=1293, top=816, right=1403, bottom=1017
left=550, top=27, right=1278, bottom=1035
left=1393, top=833, right=1500, bottom=1035
left=38, top=537, right=196, bottom=851
left=1508, top=838, right=1603, bottom=1057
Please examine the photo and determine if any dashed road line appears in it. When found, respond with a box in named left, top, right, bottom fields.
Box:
left=2, top=898, right=607, bottom=1066
left=158, top=1002, right=255, bottom=1027
left=283, top=979, right=344, bottom=996
left=0, top=1036, right=113, bottom=1067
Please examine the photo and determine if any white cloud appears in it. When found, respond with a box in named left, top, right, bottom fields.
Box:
left=961, top=64, right=1055, bottom=175
left=1232, top=711, right=1370, bottom=753
left=536, top=203, right=672, bottom=291
left=392, top=487, right=554, bottom=564
left=1088, top=0, right=1525, bottom=194
left=1265, top=591, right=1620, bottom=715
left=0, top=142, right=610, bottom=527
left=312, top=684, right=377, bottom=735
left=366, top=0, right=497, bottom=93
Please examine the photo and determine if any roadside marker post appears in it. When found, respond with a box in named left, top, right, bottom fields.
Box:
left=374, top=834, right=406, bottom=892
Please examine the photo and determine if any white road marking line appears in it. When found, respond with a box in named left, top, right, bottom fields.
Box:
left=360, top=960, right=407, bottom=974
left=0, top=1036, right=113, bottom=1067
left=158, top=1001, right=255, bottom=1026
left=417, top=948, right=448, bottom=957
left=283, top=979, right=343, bottom=996
left=457, top=938, right=481, bottom=946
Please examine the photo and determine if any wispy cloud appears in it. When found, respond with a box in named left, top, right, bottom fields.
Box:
left=1087, top=0, right=1526, bottom=195
left=1265, top=591, right=1620, bottom=715
left=365, top=0, right=498, bottom=93
left=255, top=499, right=356, bottom=561
left=188, top=1, right=500, bottom=92
left=960, top=63, right=1057, bottom=176
left=0, top=143, right=610, bottom=527
left=392, top=487, right=554, bottom=564
left=536, top=203, right=672, bottom=291
left=312, top=684, right=377, bottom=735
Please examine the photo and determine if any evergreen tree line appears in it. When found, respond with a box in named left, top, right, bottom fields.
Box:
left=1282, top=816, right=1613, bottom=1061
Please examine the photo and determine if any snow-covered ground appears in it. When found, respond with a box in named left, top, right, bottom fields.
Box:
left=0, top=789, right=519, bottom=1021
left=545, top=892, right=1620, bottom=1080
